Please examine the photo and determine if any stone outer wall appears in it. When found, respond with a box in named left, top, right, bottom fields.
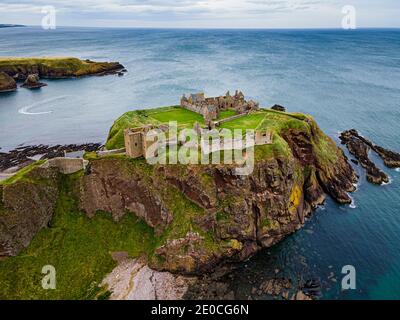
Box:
left=42, top=157, right=87, bottom=174
left=213, top=112, right=250, bottom=126
left=97, top=148, right=126, bottom=157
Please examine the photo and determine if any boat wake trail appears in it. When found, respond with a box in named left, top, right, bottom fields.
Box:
left=18, top=95, right=69, bottom=115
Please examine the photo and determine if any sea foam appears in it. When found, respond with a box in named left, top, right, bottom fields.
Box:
left=18, top=96, right=69, bottom=115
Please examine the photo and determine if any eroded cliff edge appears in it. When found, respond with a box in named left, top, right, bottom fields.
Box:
left=79, top=123, right=357, bottom=274
left=0, top=114, right=357, bottom=284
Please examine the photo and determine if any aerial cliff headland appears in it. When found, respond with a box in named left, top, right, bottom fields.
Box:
left=0, top=90, right=364, bottom=299
left=1, top=89, right=400, bottom=300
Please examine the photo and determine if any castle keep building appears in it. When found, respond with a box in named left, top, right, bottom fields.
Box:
left=124, top=126, right=161, bottom=159
left=180, top=91, right=259, bottom=123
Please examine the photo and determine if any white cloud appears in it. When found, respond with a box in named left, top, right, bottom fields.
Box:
left=0, top=0, right=398, bottom=28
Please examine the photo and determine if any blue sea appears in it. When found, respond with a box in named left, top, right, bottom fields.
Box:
left=1, top=27, right=400, bottom=300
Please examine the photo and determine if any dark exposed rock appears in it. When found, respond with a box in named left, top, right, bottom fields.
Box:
left=163, top=166, right=217, bottom=210
left=373, top=146, right=400, bottom=168
left=0, top=143, right=101, bottom=172
left=0, top=71, right=17, bottom=93
left=271, top=104, right=286, bottom=112
left=283, top=128, right=357, bottom=204
left=183, top=275, right=235, bottom=300
left=344, top=129, right=400, bottom=168
left=339, top=129, right=399, bottom=185
left=259, top=278, right=292, bottom=296
left=154, top=232, right=216, bottom=274
left=79, top=158, right=173, bottom=233
left=20, top=74, right=47, bottom=89
left=302, top=278, right=322, bottom=299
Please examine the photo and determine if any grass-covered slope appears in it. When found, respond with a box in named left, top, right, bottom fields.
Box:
left=0, top=57, right=124, bottom=79
left=0, top=158, right=220, bottom=299
left=0, top=172, right=157, bottom=300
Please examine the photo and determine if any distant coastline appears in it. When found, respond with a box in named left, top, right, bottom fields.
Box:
left=0, top=24, right=26, bottom=28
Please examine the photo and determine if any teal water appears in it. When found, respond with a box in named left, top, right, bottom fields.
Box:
left=0, top=27, right=400, bottom=299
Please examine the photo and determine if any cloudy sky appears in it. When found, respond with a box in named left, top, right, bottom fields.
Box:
left=0, top=0, right=399, bottom=28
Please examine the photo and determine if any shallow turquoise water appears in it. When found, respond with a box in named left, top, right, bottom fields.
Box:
left=0, top=27, right=399, bottom=299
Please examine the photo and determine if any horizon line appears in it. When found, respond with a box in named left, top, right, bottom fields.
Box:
left=10, top=25, right=400, bottom=31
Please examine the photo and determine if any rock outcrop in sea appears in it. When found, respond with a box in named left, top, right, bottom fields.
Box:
left=340, top=129, right=400, bottom=184
left=21, top=74, right=47, bottom=89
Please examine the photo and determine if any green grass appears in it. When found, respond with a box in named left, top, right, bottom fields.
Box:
left=150, top=107, right=205, bottom=126
left=105, top=110, right=161, bottom=150
left=0, top=160, right=46, bottom=186
left=218, top=110, right=237, bottom=120
left=105, top=106, right=325, bottom=163
left=106, top=106, right=206, bottom=150
left=220, top=112, right=267, bottom=130
left=0, top=173, right=157, bottom=300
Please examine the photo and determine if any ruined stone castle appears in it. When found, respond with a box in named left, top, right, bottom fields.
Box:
left=122, top=92, right=270, bottom=160
left=180, top=91, right=259, bottom=123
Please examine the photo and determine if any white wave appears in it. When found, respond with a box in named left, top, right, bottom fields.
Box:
left=18, top=95, right=69, bottom=115
left=382, top=176, right=393, bottom=186
left=396, top=168, right=400, bottom=172
left=348, top=195, right=357, bottom=209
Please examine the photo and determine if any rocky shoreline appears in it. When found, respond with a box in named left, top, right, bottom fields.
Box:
left=102, top=254, right=314, bottom=300
left=0, top=72, right=17, bottom=92
left=339, top=129, right=400, bottom=184
left=0, top=143, right=101, bottom=172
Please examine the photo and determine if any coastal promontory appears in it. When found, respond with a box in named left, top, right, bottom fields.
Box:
left=0, top=104, right=359, bottom=299
left=0, top=57, right=125, bottom=80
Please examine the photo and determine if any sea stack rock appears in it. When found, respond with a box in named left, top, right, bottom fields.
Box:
left=271, top=104, right=286, bottom=112
left=21, top=74, right=47, bottom=89
left=0, top=71, right=17, bottom=93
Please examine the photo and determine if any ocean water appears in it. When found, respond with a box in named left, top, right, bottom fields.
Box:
left=1, top=27, right=400, bottom=299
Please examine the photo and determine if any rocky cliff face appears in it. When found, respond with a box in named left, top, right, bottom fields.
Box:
left=0, top=167, right=60, bottom=258
left=78, top=121, right=357, bottom=275
left=0, top=118, right=358, bottom=275
left=0, top=71, right=17, bottom=93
